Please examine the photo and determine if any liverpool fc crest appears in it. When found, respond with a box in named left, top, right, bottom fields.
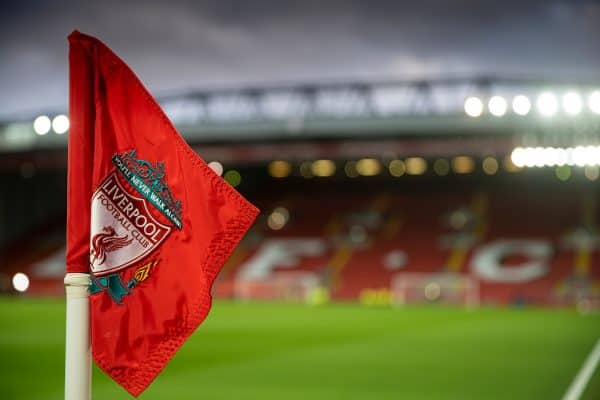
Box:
left=89, top=150, right=182, bottom=279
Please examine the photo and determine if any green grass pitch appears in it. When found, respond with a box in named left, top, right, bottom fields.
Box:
left=0, top=298, right=599, bottom=399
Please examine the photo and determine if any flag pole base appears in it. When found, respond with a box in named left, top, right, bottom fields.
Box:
left=64, top=273, right=91, bottom=400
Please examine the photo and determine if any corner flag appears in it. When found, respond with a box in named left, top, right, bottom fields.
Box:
left=66, top=31, right=258, bottom=397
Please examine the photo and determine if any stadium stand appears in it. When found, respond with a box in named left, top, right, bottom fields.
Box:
left=219, top=183, right=599, bottom=307
left=10, top=169, right=599, bottom=309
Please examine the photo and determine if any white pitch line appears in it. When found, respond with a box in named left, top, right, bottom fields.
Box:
left=562, top=338, right=600, bottom=400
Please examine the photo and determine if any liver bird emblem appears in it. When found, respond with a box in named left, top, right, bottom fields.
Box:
left=91, top=226, right=133, bottom=265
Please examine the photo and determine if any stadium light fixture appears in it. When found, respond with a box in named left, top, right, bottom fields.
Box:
left=541, top=147, right=559, bottom=167
left=223, top=170, right=242, bottom=187
left=529, top=147, right=545, bottom=168
left=33, top=115, right=51, bottom=135
left=537, top=147, right=556, bottom=167
left=581, top=146, right=598, bottom=167
left=488, top=96, right=507, bottom=117
left=356, top=158, right=381, bottom=176
left=562, top=92, right=583, bottom=116
left=433, top=159, right=450, bottom=176
left=311, top=159, right=336, bottom=177
left=555, top=166, right=571, bottom=181
left=388, top=159, right=406, bottom=177
left=511, top=146, right=600, bottom=169
left=452, top=156, right=475, bottom=174
left=464, top=97, right=483, bottom=117
left=588, top=91, right=600, bottom=114
left=52, top=114, right=69, bottom=134
left=555, top=148, right=568, bottom=166
left=12, top=272, right=30, bottom=293
left=208, top=161, right=223, bottom=176
left=510, top=147, right=526, bottom=168
left=585, top=166, right=600, bottom=181
left=300, top=161, right=313, bottom=178
left=405, top=157, right=427, bottom=175
left=267, top=207, right=290, bottom=230
left=572, top=146, right=599, bottom=167
left=344, top=161, right=359, bottom=178
left=520, top=147, right=534, bottom=167
left=536, top=92, right=558, bottom=117
left=534, top=147, right=555, bottom=168
left=482, top=157, right=498, bottom=175
left=268, top=160, right=292, bottom=178
left=512, top=95, right=531, bottom=116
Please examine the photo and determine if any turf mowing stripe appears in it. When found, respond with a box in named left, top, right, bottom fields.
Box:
left=562, top=338, right=600, bottom=400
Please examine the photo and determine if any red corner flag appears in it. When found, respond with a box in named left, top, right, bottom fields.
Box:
left=66, top=31, right=259, bottom=396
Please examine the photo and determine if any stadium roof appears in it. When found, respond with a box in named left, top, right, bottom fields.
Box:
left=1, top=78, right=599, bottom=154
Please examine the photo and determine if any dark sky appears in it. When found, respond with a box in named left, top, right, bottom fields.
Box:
left=1, top=0, right=600, bottom=118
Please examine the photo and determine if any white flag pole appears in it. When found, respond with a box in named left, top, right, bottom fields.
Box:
left=64, top=272, right=92, bottom=400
